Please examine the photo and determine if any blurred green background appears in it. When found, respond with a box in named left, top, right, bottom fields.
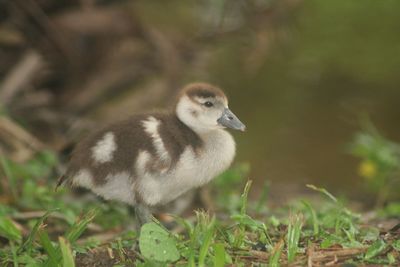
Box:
left=1, top=0, right=400, bottom=201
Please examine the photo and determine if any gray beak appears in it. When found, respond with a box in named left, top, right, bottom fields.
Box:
left=217, top=108, right=246, bottom=132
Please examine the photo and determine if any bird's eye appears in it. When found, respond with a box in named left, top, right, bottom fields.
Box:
left=204, top=101, right=214, bottom=108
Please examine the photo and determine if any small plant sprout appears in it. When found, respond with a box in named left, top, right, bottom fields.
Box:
left=286, top=213, right=304, bottom=263
left=269, top=239, right=284, bottom=267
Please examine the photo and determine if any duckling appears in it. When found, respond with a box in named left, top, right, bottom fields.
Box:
left=57, top=83, right=245, bottom=226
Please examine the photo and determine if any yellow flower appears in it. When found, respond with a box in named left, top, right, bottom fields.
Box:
left=358, top=160, right=377, bottom=179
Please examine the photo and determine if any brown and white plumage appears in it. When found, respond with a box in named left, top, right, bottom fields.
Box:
left=59, top=83, right=245, bottom=225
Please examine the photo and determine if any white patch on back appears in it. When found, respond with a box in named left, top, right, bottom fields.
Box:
left=136, top=150, right=151, bottom=176
left=91, top=132, right=117, bottom=164
left=142, top=117, right=170, bottom=162
left=72, top=169, right=93, bottom=188
left=135, top=150, right=163, bottom=205
left=72, top=169, right=135, bottom=205
left=93, top=172, right=135, bottom=205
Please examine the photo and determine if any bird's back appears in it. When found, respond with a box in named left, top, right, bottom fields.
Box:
left=62, top=113, right=204, bottom=204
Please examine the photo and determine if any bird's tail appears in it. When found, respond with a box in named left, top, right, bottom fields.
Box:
left=55, top=174, right=68, bottom=192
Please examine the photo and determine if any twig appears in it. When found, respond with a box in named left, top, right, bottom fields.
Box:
left=311, top=247, right=367, bottom=262
left=307, top=244, right=315, bottom=267
left=11, top=211, right=102, bottom=233
left=250, top=250, right=269, bottom=260
left=0, top=50, right=44, bottom=106
left=325, top=254, right=338, bottom=266
left=76, top=231, right=120, bottom=245
left=0, top=116, right=44, bottom=162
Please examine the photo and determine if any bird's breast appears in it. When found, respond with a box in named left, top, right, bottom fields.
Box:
left=137, top=129, right=236, bottom=205
left=191, top=130, right=236, bottom=184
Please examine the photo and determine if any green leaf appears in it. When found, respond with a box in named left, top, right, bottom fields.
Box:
left=269, top=216, right=280, bottom=227
left=38, top=229, right=59, bottom=266
left=387, top=252, right=396, bottom=264
left=59, top=237, right=75, bottom=267
left=213, top=243, right=226, bottom=267
left=139, top=222, right=180, bottom=262
left=198, top=218, right=215, bottom=267
left=360, top=227, right=379, bottom=242
left=392, top=239, right=400, bottom=251
left=0, top=216, right=21, bottom=242
left=10, top=241, right=18, bottom=267
left=15, top=254, right=41, bottom=266
left=365, top=239, right=386, bottom=260
left=66, top=209, right=98, bottom=244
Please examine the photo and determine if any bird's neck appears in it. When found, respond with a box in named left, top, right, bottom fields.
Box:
left=173, top=113, right=222, bottom=137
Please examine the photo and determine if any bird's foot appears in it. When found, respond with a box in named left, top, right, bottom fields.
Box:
left=134, top=203, right=153, bottom=233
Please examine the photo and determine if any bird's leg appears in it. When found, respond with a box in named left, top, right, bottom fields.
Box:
left=134, top=203, right=153, bottom=231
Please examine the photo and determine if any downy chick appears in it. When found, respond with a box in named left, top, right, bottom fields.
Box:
left=58, top=83, right=246, bottom=225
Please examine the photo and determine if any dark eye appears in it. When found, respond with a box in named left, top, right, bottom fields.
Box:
left=204, top=101, right=214, bottom=108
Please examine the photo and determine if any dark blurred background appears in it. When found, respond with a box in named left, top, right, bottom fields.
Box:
left=1, top=0, right=400, bottom=202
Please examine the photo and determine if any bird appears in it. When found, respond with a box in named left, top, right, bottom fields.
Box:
left=57, top=82, right=246, bottom=226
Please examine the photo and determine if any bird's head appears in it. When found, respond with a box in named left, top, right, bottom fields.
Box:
left=176, top=83, right=246, bottom=134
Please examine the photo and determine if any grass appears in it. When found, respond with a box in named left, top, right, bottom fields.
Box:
left=286, top=214, right=303, bottom=263
left=0, top=150, right=399, bottom=266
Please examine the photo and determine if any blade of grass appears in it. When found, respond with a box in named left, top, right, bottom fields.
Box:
left=38, top=229, right=60, bottom=266
left=19, top=209, right=57, bottom=253
left=365, top=239, right=386, bottom=260
left=172, top=215, right=194, bottom=236
left=240, top=180, right=253, bottom=215
left=187, top=221, right=199, bottom=267
left=306, top=184, right=337, bottom=203
left=213, top=243, right=226, bottom=267
left=65, top=209, right=98, bottom=244
left=302, top=201, right=319, bottom=236
left=10, top=241, right=18, bottom=267
left=59, top=237, right=75, bottom=267
left=392, top=239, right=400, bottom=251
left=287, top=214, right=303, bottom=263
left=387, top=252, right=396, bottom=264
left=0, top=216, right=21, bottom=242
left=198, top=217, right=216, bottom=267
left=255, top=181, right=269, bottom=213
left=233, top=180, right=253, bottom=248
left=0, top=156, right=18, bottom=199
left=269, top=239, right=284, bottom=267
left=115, top=238, right=126, bottom=262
